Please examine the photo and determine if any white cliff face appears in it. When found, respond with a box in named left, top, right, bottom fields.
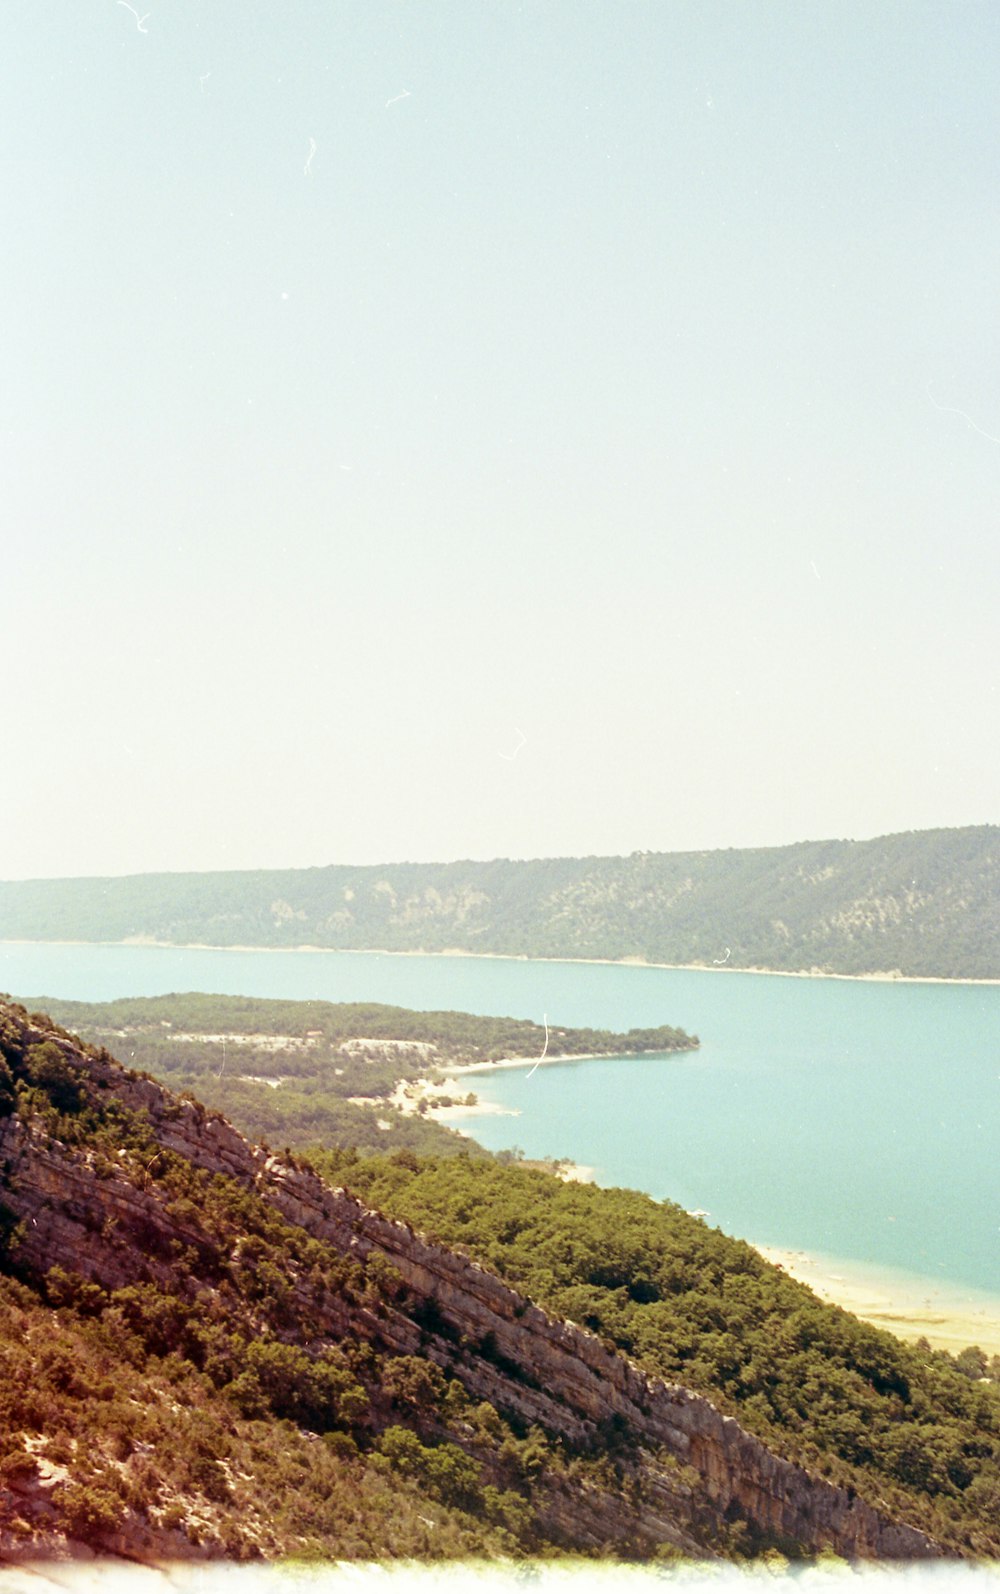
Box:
left=0, top=1007, right=940, bottom=1563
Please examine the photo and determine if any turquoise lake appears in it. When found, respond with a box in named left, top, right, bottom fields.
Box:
left=2, top=940, right=998, bottom=1297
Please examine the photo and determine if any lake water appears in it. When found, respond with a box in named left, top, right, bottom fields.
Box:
left=2, top=940, right=998, bottom=1300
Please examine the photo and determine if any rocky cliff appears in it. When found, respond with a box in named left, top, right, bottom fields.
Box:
left=0, top=1002, right=940, bottom=1562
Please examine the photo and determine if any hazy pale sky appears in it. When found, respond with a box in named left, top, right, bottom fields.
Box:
left=3, top=1, right=998, bottom=878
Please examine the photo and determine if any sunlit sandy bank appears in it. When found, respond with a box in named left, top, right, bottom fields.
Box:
left=754, top=1245, right=1000, bottom=1359
left=386, top=1050, right=627, bottom=1126
left=387, top=1074, right=519, bottom=1122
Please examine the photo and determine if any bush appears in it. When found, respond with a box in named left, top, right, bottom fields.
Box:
left=381, top=1355, right=445, bottom=1414
left=227, top=1339, right=368, bottom=1431
left=374, top=1426, right=482, bottom=1511
left=0, top=1200, right=24, bottom=1258
left=482, top=1484, right=532, bottom=1539
left=24, top=1041, right=84, bottom=1113
left=322, top=1430, right=359, bottom=1461
left=57, top=1479, right=126, bottom=1541
left=0, top=1057, right=16, bottom=1117
left=374, top=1425, right=423, bottom=1475
left=186, top=1452, right=231, bottom=1502
left=0, top=1446, right=37, bottom=1482
left=422, top=1442, right=481, bottom=1509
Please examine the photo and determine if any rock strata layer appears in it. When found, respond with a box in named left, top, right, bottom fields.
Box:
left=0, top=1009, right=940, bottom=1561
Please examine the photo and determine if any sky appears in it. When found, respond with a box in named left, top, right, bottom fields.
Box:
left=3, top=0, right=998, bottom=879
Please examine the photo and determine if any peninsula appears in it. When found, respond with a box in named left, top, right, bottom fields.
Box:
left=29, top=993, right=697, bottom=1162
left=4, top=996, right=1000, bottom=1565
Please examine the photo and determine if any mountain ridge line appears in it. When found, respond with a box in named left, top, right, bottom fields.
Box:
left=2, top=826, right=997, bottom=980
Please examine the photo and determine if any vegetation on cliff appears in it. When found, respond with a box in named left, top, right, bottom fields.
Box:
left=2, top=825, right=996, bottom=978
left=1, top=998, right=998, bottom=1565
left=310, top=1148, right=1000, bottom=1557
left=0, top=1273, right=535, bottom=1562
left=0, top=1001, right=695, bottom=1563
left=31, top=994, right=695, bottom=1161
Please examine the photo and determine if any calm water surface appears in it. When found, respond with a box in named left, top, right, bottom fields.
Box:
left=2, top=941, right=998, bottom=1295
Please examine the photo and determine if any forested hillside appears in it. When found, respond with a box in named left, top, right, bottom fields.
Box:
left=0, top=1001, right=575, bottom=1562
left=30, top=994, right=694, bottom=1162
left=3, top=997, right=975, bottom=1566
left=2, top=827, right=996, bottom=978
left=313, top=1148, right=1000, bottom=1558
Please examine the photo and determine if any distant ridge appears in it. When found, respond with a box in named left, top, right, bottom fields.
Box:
left=1, top=826, right=998, bottom=980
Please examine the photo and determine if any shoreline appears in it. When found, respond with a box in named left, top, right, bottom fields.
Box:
left=386, top=1075, right=597, bottom=1184
left=384, top=1050, right=631, bottom=1122
left=432, top=1048, right=668, bottom=1077
left=388, top=1066, right=1000, bottom=1360
left=2, top=938, right=997, bottom=987
left=393, top=1055, right=1000, bottom=1355
left=753, top=1244, right=1000, bottom=1359
left=6, top=938, right=997, bottom=1354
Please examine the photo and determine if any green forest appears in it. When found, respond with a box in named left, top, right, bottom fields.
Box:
left=33, top=993, right=695, bottom=1162
left=2, top=996, right=1000, bottom=1563
left=310, top=1147, right=1000, bottom=1556
left=2, top=825, right=997, bottom=978
left=0, top=1004, right=589, bottom=1560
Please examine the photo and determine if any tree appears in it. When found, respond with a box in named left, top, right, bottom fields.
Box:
left=955, top=1346, right=989, bottom=1381
left=24, top=1041, right=84, bottom=1113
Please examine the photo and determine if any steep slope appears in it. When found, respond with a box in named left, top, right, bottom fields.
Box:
left=321, top=1147, right=1000, bottom=1556
left=2, top=826, right=996, bottom=977
left=0, top=999, right=968, bottom=1564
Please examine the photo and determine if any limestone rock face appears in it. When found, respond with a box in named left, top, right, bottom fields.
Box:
left=0, top=1005, right=939, bottom=1561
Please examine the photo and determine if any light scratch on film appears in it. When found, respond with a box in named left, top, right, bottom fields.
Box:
left=525, top=1015, right=550, bottom=1079
left=713, top=948, right=731, bottom=965
left=304, top=137, right=317, bottom=177
left=927, top=385, right=1000, bottom=446
left=386, top=91, right=411, bottom=108
left=118, top=1, right=150, bottom=31
left=498, top=727, right=526, bottom=761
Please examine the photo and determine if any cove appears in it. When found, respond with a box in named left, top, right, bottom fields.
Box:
left=2, top=939, right=998, bottom=1301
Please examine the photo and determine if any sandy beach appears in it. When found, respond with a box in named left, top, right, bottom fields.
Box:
left=755, top=1244, right=1000, bottom=1359
left=441, top=1050, right=620, bottom=1076
left=383, top=1047, right=628, bottom=1125
left=386, top=1071, right=595, bottom=1185
left=387, top=1072, right=521, bottom=1122
left=370, top=1057, right=1000, bottom=1361
left=8, top=938, right=996, bottom=1357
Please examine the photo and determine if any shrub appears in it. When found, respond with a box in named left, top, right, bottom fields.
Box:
left=0, top=1057, right=16, bottom=1117
left=24, top=1041, right=84, bottom=1113
left=227, top=1340, right=368, bottom=1431
left=422, top=1442, right=481, bottom=1509
left=57, top=1479, right=126, bottom=1541
left=0, top=1200, right=24, bottom=1258
left=375, top=1424, right=424, bottom=1475
left=381, top=1355, right=445, bottom=1415
left=482, top=1484, right=532, bottom=1539
left=0, top=1446, right=37, bottom=1483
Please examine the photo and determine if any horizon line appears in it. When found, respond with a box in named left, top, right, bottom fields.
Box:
left=2, top=820, right=997, bottom=886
